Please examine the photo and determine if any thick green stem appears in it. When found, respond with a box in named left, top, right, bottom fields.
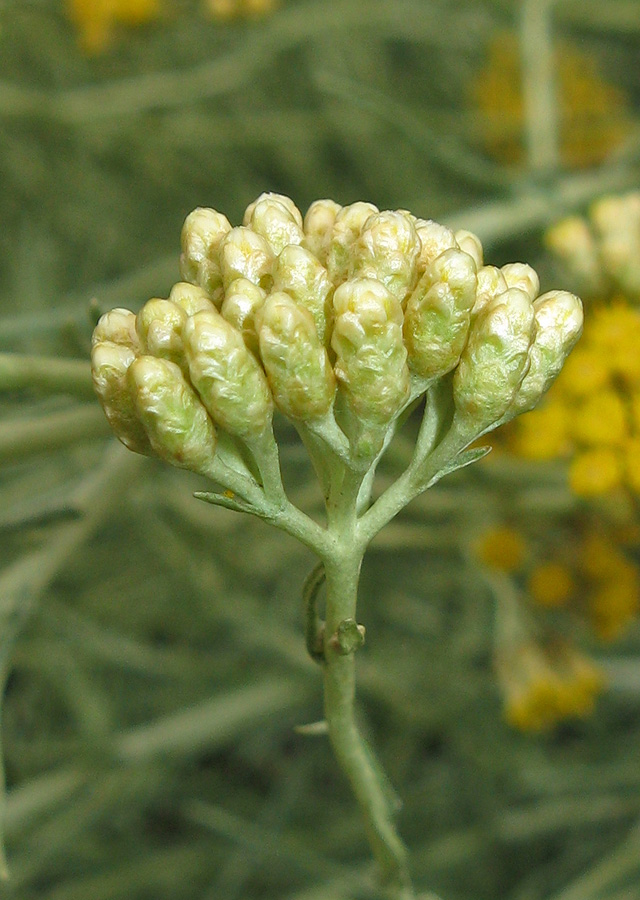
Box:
left=321, top=550, right=414, bottom=899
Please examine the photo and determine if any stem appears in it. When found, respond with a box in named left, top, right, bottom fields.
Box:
left=0, top=354, right=95, bottom=400
left=321, top=549, right=414, bottom=899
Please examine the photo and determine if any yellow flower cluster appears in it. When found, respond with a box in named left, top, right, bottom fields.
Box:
left=476, top=522, right=640, bottom=641
left=471, top=32, right=630, bottom=169
left=496, top=639, right=604, bottom=732
left=509, top=298, right=640, bottom=499
left=66, top=0, right=161, bottom=54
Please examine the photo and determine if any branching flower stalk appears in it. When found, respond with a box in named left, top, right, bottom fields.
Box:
left=91, top=192, right=583, bottom=899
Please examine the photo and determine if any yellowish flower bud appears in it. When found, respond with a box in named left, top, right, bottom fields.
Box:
left=331, top=278, right=410, bottom=426
left=180, top=207, right=232, bottom=304
left=168, top=282, right=217, bottom=317
left=403, top=248, right=477, bottom=379
left=128, top=355, right=217, bottom=475
left=471, top=265, right=508, bottom=320
left=220, top=277, right=267, bottom=356
left=303, top=198, right=342, bottom=263
left=91, top=340, right=153, bottom=455
left=454, top=229, right=483, bottom=269
left=219, top=226, right=274, bottom=291
left=350, top=210, right=420, bottom=304
left=500, top=262, right=540, bottom=301
left=184, top=310, right=273, bottom=439
left=243, top=192, right=303, bottom=229
left=413, top=219, right=458, bottom=272
left=454, top=287, right=535, bottom=429
left=273, top=244, right=333, bottom=344
left=326, top=201, right=379, bottom=285
left=136, top=298, right=187, bottom=369
left=244, top=194, right=304, bottom=255
left=510, top=290, right=583, bottom=415
left=256, top=291, right=336, bottom=421
left=91, top=308, right=140, bottom=351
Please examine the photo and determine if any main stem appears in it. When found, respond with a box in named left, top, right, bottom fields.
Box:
left=321, top=466, right=415, bottom=900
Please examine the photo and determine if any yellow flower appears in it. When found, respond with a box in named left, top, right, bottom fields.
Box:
left=472, top=33, right=630, bottom=169
left=67, top=0, right=160, bottom=54
left=509, top=400, right=571, bottom=460
left=588, top=564, right=639, bottom=640
left=571, top=389, right=628, bottom=448
left=624, top=438, right=640, bottom=494
left=528, top=562, right=574, bottom=608
left=475, top=526, right=526, bottom=573
left=568, top=447, right=623, bottom=497
left=500, top=640, right=604, bottom=731
left=556, top=345, right=610, bottom=399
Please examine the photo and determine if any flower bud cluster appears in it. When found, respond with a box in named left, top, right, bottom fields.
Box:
left=92, top=193, right=582, bottom=473
left=546, top=192, right=640, bottom=301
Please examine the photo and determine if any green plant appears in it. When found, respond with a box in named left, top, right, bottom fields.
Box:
left=91, top=192, right=582, bottom=899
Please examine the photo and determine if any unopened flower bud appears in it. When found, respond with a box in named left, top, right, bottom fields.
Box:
left=91, top=340, right=153, bottom=455
left=454, top=287, right=535, bottom=430
left=184, top=310, right=273, bottom=439
left=414, top=219, right=458, bottom=272
left=244, top=192, right=303, bottom=229
left=472, top=266, right=508, bottom=320
left=273, top=244, right=333, bottom=343
left=332, top=278, right=409, bottom=426
left=168, top=282, right=216, bottom=317
left=180, top=207, right=232, bottom=304
left=91, top=308, right=140, bottom=351
left=128, top=355, right=217, bottom=475
left=501, top=262, right=540, bottom=301
left=303, top=198, right=341, bottom=262
left=326, top=202, right=379, bottom=285
left=244, top=195, right=304, bottom=255
left=256, top=292, right=336, bottom=421
left=454, top=229, right=483, bottom=269
left=350, top=210, right=420, bottom=303
left=219, top=226, right=274, bottom=291
left=404, top=248, right=477, bottom=379
left=509, top=290, right=583, bottom=416
left=136, top=298, right=187, bottom=369
left=220, top=277, right=267, bottom=356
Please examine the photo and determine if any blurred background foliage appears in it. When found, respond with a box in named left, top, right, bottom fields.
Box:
left=1, top=1, right=640, bottom=898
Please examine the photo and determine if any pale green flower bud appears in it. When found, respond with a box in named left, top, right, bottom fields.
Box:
left=219, top=226, right=274, bottom=291
left=136, top=298, right=188, bottom=371
left=303, top=198, right=341, bottom=263
left=500, top=262, right=540, bottom=301
left=184, top=310, right=273, bottom=439
left=128, top=355, right=217, bottom=475
left=545, top=215, right=604, bottom=296
left=509, top=290, right=583, bottom=416
left=403, top=249, right=477, bottom=379
left=272, top=244, right=333, bottom=344
left=256, top=291, right=336, bottom=421
left=168, top=282, right=216, bottom=317
left=243, top=192, right=303, bottom=229
left=91, top=308, right=140, bottom=351
left=244, top=195, right=304, bottom=255
left=332, top=278, right=409, bottom=426
left=414, top=220, right=458, bottom=273
left=471, top=266, right=508, bottom=320
left=453, top=287, right=535, bottom=430
left=454, top=229, right=483, bottom=270
left=591, top=193, right=640, bottom=296
left=91, top=340, right=153, bottom=455
left=180, top=207, right=232, bottom=304
left=326, top=202, right=379, bottom=285
left=350, top=210, right=420, bottom=303
left=220, top=277, right=267, bottom=356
